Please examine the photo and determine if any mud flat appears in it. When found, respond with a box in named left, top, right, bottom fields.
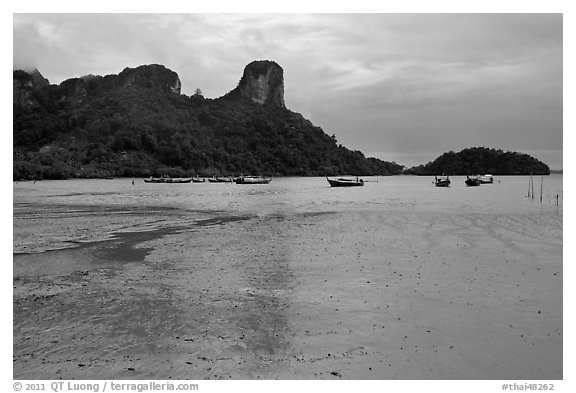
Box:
left=13, top=207, right=562, bottom=379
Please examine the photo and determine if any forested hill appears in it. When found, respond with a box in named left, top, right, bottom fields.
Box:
left=13, top=61, right=404, bottom=180
left=404, top=147, right=550, bottom=175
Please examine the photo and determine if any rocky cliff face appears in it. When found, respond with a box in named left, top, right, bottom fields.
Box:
left=13, top=68, right=50, bottom=106
left=14, top=61, right=286, bottom=108
left=117, top=64, right=181, bottom=94
left=231, top=60, right=285, bottom=108
left=14, top=64, right=182, bottom=108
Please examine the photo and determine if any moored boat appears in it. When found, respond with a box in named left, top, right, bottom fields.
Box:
left=191, top=177, right=205, bottom=183
left=465, top=176, right=481, bottom=187
left=208, top=177, right=234, bottom=183
left=144, top=176, right=192, bottom=184
left=434, top=175, right=451, bottom=187
left=326, top=176, right=364, bottom=187
left=166, top=177, right=192, bottom=183
left=234, top=176, right=271, bottom=184
left=478, top=174, right=494, bottom=184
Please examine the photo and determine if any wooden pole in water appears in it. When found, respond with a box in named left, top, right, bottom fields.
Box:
left=540, top=175, right=543, bottom=203
left=531, top=175, right=534, bottom=200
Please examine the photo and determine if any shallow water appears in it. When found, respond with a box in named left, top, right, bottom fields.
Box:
left=13, top=175, right=563, bottom=213
left=13, top=175, right=562, bottom=253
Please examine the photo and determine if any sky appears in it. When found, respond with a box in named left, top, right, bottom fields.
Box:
left=12, top=12, right=564, bottom=169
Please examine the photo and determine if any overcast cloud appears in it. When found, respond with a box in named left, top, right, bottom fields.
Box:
left=13, top=13, right=563, bottom=168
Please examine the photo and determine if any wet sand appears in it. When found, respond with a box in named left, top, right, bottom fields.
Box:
left=13, top=208, right=562, bottom=379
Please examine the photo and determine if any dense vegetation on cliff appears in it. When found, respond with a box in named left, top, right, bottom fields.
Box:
left=13, top=63, right=404, bottom=180
left=404, top=147, right=550, bottom=176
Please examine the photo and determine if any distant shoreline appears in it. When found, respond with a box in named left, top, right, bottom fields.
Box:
left=13, top=172, right=564, bottom=182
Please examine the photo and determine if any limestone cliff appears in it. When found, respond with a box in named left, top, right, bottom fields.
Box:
left=228, top=60, right=285, bottom=108
left=13, top=68, right=50, bottom=106
left=117, top=64, right=181, bottom=94
left=13, top=60, right=407, bottom=179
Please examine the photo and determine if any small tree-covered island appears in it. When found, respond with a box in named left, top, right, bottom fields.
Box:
left=405, top=147, right=550, bottom=176
left=13, top=60, right=550, bottom=180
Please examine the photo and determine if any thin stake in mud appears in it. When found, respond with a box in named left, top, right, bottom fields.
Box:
left=527, top=175, right=534, bottom=199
